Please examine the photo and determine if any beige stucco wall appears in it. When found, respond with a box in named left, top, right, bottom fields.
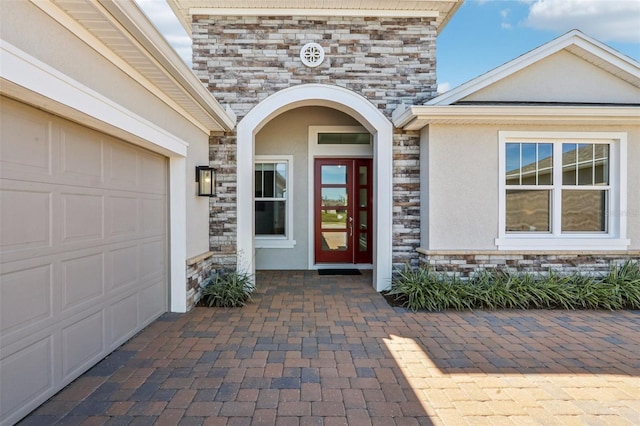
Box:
left=255, top=106, right=362, bottom=269
left=462, top=51, right=640, bottom=104
left=1, top=0, right=211, bottom=258
left=424, top=123, right=640, bottom=250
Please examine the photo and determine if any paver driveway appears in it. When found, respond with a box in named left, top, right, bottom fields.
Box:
left=21, top=270, right=640, bottom=425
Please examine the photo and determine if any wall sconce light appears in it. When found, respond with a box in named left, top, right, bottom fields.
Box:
left=196, top=166, right=215, bottom=197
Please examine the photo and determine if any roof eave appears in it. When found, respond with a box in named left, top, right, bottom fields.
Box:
left=393, top=105, right=640, bottom=130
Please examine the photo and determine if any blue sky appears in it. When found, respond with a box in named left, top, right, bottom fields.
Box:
left=137, top=0, right=640, bottom=94
left=437, top=0, right=640, bottom=92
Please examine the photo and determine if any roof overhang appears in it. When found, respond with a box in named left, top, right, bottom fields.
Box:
left=392, top=104, right=640, bottom=131
left=167, top=0, right=464, bottom=36
left=27, top=0, right=236, bottom=133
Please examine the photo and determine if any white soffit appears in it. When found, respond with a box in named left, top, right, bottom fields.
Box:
left=427, top=30, right=640, bottom=107
left=33, top=0, right=236, bottom=133
left=167, top=0, right=464, bottom=35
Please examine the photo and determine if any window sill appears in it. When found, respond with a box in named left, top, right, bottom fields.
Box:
left=495, top=237, right=631, bottom=251
left=255, top=238, right=297, bottom=249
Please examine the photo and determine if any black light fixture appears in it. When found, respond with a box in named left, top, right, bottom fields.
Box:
left=196, top=166, right=215, bottom=197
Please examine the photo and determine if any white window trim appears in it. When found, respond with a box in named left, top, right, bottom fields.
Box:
left=496, top=131, right=630, bottom=251
left=255, top=155, right=296, bottom=249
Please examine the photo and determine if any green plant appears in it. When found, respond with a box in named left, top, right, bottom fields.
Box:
left=388, top=261, right=640, bottom=312
left=200, top=269, right=255, bottom=307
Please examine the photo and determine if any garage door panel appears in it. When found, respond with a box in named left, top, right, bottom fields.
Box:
left=141, top=197, right=165, bottom=235
left=142, top=280, right=166, bottom=323
left=140, top=239, right=165, bottom=280
left=0, top=263, right=53, bottom=337
left=106, top=141, right=139, bottom=189
left=109, top=294, right=138, bottom=347
left=108, top=245, right=138, bottom=291
left=140, top=152, right=166, bottom=194
left=62, top=193, right=104, bottom=242
left=108, top=196, right=139, bottom=237
left=0, top=99, right=52, bottom=176
left=0, top=336, right=53, bottom=421
left=61, top=252, right=104, bottom=312
left=62, top=310, right=105, bottom=381
left=0, top=188, right=52, bottom=252
left=60, top=126, right=103, bottom=185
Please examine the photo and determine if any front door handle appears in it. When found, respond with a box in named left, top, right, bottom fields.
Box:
left=349, top=216, right=353, bottom=237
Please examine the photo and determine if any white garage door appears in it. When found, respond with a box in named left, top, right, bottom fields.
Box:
left=0, top=97, right=168, bottom=424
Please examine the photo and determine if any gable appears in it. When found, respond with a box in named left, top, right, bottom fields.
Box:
left=459, top=50, right=640, bottom=105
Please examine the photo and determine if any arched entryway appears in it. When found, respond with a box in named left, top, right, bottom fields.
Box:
left=237, top=84, right=393, bottom=291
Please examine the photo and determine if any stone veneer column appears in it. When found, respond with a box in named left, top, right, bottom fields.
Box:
left=393, top=130, right=421, bottom=268
left=209, top=132, right=238, bottom=268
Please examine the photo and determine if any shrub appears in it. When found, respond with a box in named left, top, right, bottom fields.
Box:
left=388, top=261, right=640, bottom=312
left=200, top=269, right=255, bottom=307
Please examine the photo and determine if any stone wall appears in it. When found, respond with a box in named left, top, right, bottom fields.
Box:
left=209, top=132, right=237, bottom=267
left=192, top=15, right=437, bottom=119
left=393, top=130, right=421, bottom=268
left=418, top=250, right=640, bottom=277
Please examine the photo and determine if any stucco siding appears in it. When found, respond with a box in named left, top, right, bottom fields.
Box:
left=254, top=106, right=361, bottom=269
left=424, top=124, right=640, bottom=250
left=461, top=51, right=640, bottom=104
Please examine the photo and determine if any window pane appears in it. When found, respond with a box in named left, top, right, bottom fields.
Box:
left=322, top=188, right=347, bottom=206
left=562, top=143, right=578, bottom=185
left=359, top=211, right=367, bottom=230
left=594, top=144, right=609, bottom=185
left=255, top=201, right=286, bottom=235
left=321, top=232, right=348, bottom=251
left=255, top=170, right=263, bottom=197
left=562, top=190, right=607, bottom=232
left=577, top=144, right=594, bottom=186
left=318, top=133, right=371, bottom=145
left=359, top=166, right=367, bottom=185
left=263, top=170, right=275, bottom=197
left=275, top=163, right=286, bottom=197
left=359, top=233, right=368, bottom=252
left=321, top=209, right=347, bottom=229
left=505, top=143, right=521, bottom=185
left=506, top=142, right=553, bottom=186
left=506, top=189, right=550, bottom=232
left=321, top=165, right=347, bottom=184
left=359, top=188, right=367, bottom=207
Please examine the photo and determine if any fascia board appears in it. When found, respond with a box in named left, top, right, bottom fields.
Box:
left=189, top=8, right=439, bottom=18
left=399, top=105, right=640, bottom=130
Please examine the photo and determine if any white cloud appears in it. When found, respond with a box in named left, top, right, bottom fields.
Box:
left=437, top=82, right=451, bottom=94
left=135, top=0, right=192, bottom=66
left=524, top=0, right=640, bottom=43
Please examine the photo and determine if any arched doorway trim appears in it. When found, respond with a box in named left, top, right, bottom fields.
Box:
left=237, top=84, right=393, bottom=291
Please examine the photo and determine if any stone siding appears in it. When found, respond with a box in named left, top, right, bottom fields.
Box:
left=418, top=250, right=640, bottom=277
left=209, top=132, right=238, bottom=267
left=193, top=15, right=437, bottom=119
left=393, top=130, right=421, bottom=268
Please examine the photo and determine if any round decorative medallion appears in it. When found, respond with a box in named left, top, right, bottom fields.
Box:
left=300, top=42, right=325, bottom=68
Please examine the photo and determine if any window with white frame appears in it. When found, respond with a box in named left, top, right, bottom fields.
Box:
left=255, top=156, right=295, bottom=248
left=497, top=132, right=629, bottom=250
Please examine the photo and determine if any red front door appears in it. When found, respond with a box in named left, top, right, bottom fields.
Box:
left=314, top=158, right=372, bottom=264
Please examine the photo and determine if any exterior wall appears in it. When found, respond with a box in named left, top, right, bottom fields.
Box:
left=209, top=132, right=238, bottom=267
left=186, top=252, right=216, bottom=309
left=418, top=250, right=640, bottom=277
left=194, top=14, right=438, bottom=271
left=255, top=107, right=361, bottom=269
left=461, top=51, right=640, bottom=104
left=393, top=130, right=422, bottom=268
left=193, top=15, right=437, bottom=118
left=424, top=123, right=640, bottom=250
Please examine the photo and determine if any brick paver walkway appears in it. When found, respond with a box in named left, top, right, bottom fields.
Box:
left=21, top=270, right=640, bottom=425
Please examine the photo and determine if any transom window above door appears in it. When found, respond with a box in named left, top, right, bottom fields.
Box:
left=496, top=132, right=629, bottom=250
